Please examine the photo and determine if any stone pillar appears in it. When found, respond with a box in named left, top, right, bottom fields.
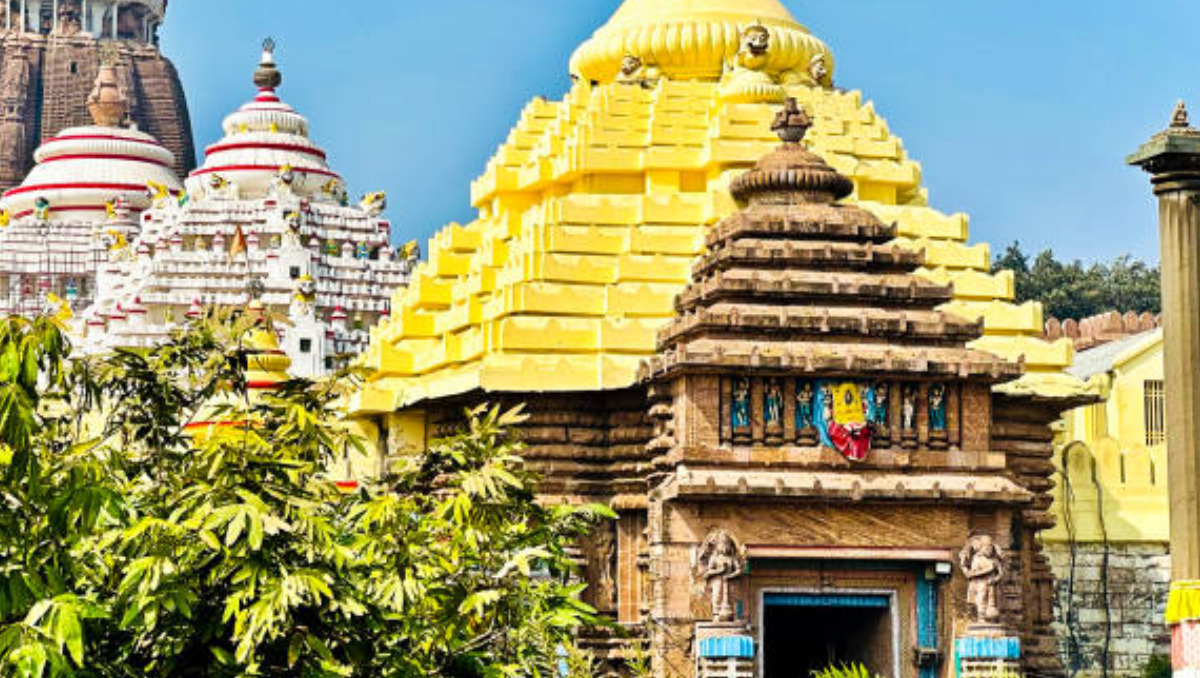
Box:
left=109, top=0, right=115, bottom=38
left=1129, top=102, right=1200, bottom=678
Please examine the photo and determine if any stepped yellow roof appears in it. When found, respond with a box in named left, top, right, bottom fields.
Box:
left=355, top=0, right=1085, bottom=413
left=570, top=0, right=834, bottom=83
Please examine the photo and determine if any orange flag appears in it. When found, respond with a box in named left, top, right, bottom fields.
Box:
left=229, top=225, right=248, bottom=261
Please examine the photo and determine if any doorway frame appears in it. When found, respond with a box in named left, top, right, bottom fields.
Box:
left=756, top=586, right=902, bottom=678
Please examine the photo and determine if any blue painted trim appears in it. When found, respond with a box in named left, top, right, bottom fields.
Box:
left=699, top=636, right=756, bottom=659
left=954, top=637, right=1021, bottom=660
left=916, top=576, right=940, bottom=678
left=764, top=593, right=890, bottom=609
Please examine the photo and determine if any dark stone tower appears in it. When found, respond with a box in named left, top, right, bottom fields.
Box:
left=0, top=0, right=194, bottom=192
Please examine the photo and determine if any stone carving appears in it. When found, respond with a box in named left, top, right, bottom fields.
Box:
left=720, top=23, right=785, bottom=104
left=870, top=381, right=890, bottom=431
left=692, top=530, right=746, bottom=623
left=901, top=384, right=918, bottom=448
left=1173, top=100, right=1190, bottom=129
left=616, top=54, right=660, bottom=88
left=57, top=0, right=83, bottom=35
left=731, top=377, right=751, bottom=432
left=929, top=384, right=947, bottom=432
left=33, top=197, right=49, bottom=223
left=270, top=164, right=296, bottom=198
left=290, top=274, right=317, bottom=321
left=960, top=533, right=1005, bottom=624
left=204, top=173, right=239, bottom=200
left=585, top=522, right=617, bottom=613
left=808, top=53, right=830, bottom=87
left=764, top=379, right=783, bottom=426
left=360, top=191, right=387, bottom=217
left=794, top=380, right=815, bottom=437
left=323, top=179, right=350, bottom=206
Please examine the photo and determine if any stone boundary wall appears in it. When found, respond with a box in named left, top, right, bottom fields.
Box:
left=1046, top=542, right=1170, bottom=677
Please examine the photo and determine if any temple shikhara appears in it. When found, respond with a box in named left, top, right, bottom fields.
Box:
left=0, top=0, right=193, bottom=192
left=0, top=40, right=413, bottom=375
left=79, top=42, right=413, bottom=375
left=350, top=1, right=1096, bottom=677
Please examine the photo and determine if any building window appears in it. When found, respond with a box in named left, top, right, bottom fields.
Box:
left=289, top=266, right=300, bottom=279
left=1145, top=380, right=1166, bottom=446
left=299, top=339, right=312, bottom=354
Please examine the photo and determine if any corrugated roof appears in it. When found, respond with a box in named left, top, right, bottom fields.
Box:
left=1066, top=330, right=1159, bottom=380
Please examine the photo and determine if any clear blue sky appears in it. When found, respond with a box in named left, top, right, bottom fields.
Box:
left=162, top=0, right=1200, bottom=264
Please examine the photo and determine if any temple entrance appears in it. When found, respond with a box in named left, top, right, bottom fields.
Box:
left=760, top=593, right=896, bottom=678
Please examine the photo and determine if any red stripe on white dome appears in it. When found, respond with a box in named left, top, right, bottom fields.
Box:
left=204, top=141, right=327, bottom=160
left=39, top=153, right=171, bottom=168
left=42, top=134, right=166, bottom=149
left=193, top=165, right=340, bottom=179
left=3, top=181, right=150, bottom=198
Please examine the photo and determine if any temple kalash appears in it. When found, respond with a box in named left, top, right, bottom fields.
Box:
left=350, top=1, right=1103, bottom=678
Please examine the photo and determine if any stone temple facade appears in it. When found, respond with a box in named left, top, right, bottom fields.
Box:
left=364, top=102, right=1085, bottom=678
left=0, top=0, right=194, bottom=194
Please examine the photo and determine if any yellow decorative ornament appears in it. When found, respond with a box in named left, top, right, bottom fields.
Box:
left=45, top=292, right=73, bottom=324
left=103, top=228, right=129, bottom=252
left=569, top=0, right=834, bottom=85
left=0, top=209, right=9, bottom=228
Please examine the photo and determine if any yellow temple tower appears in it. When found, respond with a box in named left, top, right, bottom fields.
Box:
left=356, top=0, right=1084, bottom=417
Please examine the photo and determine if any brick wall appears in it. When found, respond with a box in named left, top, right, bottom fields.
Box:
left=1047, top=542, right=1171, bottom=677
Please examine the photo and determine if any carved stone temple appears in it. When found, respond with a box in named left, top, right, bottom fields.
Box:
left=352, top=1, right=1092, bottom=676
left=358, top=101, right=1077, bottom=678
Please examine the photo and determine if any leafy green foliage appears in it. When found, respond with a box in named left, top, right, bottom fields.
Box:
left=992, top=242, right=1161, bottom=320
left=811, top=662, right=882, bottom=678
left=0, top=310, right=608, bottom=678
left=1143, top=654, right=1172, bottom=678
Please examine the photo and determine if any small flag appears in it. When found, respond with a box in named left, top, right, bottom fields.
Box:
left=229, top=225, right=248, bottom=261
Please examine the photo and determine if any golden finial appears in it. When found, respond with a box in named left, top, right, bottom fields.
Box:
left=771, top=98, right=812, bottom=144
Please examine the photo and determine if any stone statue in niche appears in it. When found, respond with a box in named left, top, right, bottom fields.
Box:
left=960, top=533, right=1005, bottom=624
left=809, top=53, right=830, bottom=87
left=585, top=522, right=617, bottom=613
left=764, top=379, right=783, bottom=426
left=794, top=380, right=816, bottom=444
left=731, top=377, right=751, bottom=432
left=720, top=23, right=786, bottom=104
left=929, top=383, right=949, bottom=449
left=901, top=384, right=919, bottom=448
left=692, top=530, right=746, bottom=623
left=870, top=381, right=890, bottom=433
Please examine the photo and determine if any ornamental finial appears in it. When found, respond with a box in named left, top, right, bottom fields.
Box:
left=1172, top=100, right=1191, bottom=129
left=772, top=98, right=812, bottom=144
left=253, top=38, right=283, bottom=90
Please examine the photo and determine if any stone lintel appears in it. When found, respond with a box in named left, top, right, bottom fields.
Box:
left=659, top=467, right=1033, bottom=504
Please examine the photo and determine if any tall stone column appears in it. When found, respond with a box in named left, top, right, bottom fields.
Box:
left=1130, top=102, right=1200, bottom=678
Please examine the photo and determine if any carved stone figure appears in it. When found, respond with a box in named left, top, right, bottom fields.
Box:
left=902, top=384, right=918, bottom=431
left=731, top=377, right=751, bottom=430
left=692, top=530, right=746, bottom=622
left=795, top=381, right=814, bottom=431
left=360, top=191, right=387, bottom=217
left=205, top=173, right=239, bottom=200
left=764, top=379, right=783, bottom=426
left=323, top=179, right=349, bottom=206
left=960, top=533, right=1005, bottom=623
left=929, top=384, right=948, bottom=432
left=270, top=164, right=296, bottom=198
left=871, top=381, right=890, bottom=429
left=808, top=53, right=830, bottom=87
left=616, top=54, right=660, bottom=88
left=720, top=23, right=785, bottom=104
left=586, top=522, right=617, bottom=613
left=57, top=0, right=83, bottom=35
left=290, top=274, right=317, bottom=320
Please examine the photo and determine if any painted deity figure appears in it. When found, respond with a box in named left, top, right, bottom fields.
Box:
left=270, top=165, right=296, bottom=198
left=732, top=378, right=751, bottom=430
left=795, top=381, right=815, bottom=431
left=720, top=23, right=785, bottom=103
left=959, top=533, right=1005, bottom=623
left=33, top=197, right=50, bottom=223
left=929, top=384, right=948, bottom=432
left=871, top=381, right=890, bottom=428
left=732, top=24, right=771, bottom=72
left=692, top=530, right=746, bottom=623
left=902, top=384, right=918, bottom=431
left=290, top=275, right=317, bottom=321
left=764, top=379, right=783, bottom=426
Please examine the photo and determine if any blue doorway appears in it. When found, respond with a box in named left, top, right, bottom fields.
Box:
left=760, top=592, right=896, bottom=678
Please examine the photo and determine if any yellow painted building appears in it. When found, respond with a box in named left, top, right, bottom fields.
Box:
left=1048, top=329, right=1169, bottom=544
left=354, top=0, right=1085, bottom=422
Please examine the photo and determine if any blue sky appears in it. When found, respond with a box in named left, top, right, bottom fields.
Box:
left=162, top=0, right=1200, bottom=264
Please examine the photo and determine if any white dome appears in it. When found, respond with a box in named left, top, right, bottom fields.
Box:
left=2, top=124, right=182, bottom=222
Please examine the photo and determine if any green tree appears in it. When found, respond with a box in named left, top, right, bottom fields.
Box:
left=992, top=242, right=1161, bottom=320
left=0, top=310, right=608, bottom=678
